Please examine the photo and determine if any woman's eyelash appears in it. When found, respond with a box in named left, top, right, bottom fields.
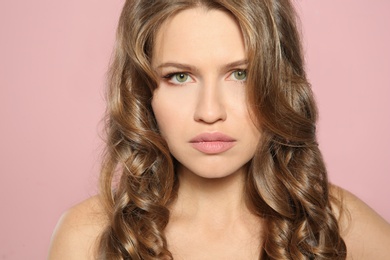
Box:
left=161, top=72, right=192, bottom=85
left=162, top=72, right=187, bottom=79
left=162, top=73, right=175, bottom=79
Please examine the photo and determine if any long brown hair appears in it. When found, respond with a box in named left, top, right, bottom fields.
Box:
left=98, top=0, right=347, bottom=259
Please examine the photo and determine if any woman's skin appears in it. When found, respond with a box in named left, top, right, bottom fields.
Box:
left=151, top=8, right=262, bottom=259
left=48, top=7, right=390, bottom=260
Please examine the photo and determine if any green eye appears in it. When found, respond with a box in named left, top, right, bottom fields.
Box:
left=233, top=70, right=246, bottom=80
left=174, top=73, right=189, bottom=83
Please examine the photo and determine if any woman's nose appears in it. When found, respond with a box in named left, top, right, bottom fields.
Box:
left=193, top=82, right=227, bottom=124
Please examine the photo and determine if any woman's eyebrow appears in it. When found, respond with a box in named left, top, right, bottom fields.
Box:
left=155, top=59, right=248, bottom=72
left=155, top=62, right=196, bottom=71
left=223, top=59, right=248, bottom=71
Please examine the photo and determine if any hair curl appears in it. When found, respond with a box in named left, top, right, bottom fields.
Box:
left=97, top=0, right=347, bottom=259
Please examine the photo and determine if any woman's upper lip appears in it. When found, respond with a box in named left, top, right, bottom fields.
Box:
left=189, top=132, right=236, bottom=143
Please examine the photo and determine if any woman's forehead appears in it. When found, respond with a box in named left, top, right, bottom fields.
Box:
left=152, top=7, right=246, bottom=69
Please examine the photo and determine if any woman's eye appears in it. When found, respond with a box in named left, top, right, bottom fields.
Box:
left=231, top=70, right=247, bottom=81
left=164, top=73, right=192, bottom=85
left=174, top=73, right=189, bottom=83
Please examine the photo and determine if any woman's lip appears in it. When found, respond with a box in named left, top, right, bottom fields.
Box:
left=189, top=132, right=236, bottom=142
left=189, top=133, right=236, bottom=154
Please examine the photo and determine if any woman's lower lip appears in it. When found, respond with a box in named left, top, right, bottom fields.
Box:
left=190, top=141, right=235, bottom=154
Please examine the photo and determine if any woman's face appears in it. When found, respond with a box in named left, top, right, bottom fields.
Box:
left=151, top=7, right=261, bottom=179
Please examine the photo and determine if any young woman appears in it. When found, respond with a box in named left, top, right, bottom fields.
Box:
left=49, top=0, right=390, bottom=259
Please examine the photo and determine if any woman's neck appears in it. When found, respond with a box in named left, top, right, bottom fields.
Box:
left=165, top=165, right=263, bottom=259
left=170, top=165, right=251, bottom=224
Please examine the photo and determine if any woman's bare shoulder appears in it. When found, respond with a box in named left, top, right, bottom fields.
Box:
left=330, top=185, right=390, bottom=259
left=48, top=195, right=108, bottom=260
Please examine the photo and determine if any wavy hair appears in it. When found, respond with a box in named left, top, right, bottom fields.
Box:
left=97, top=0, right=347, bottom=259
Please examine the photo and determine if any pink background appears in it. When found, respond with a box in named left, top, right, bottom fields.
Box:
left=0, top=1, right=389, bottom=259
